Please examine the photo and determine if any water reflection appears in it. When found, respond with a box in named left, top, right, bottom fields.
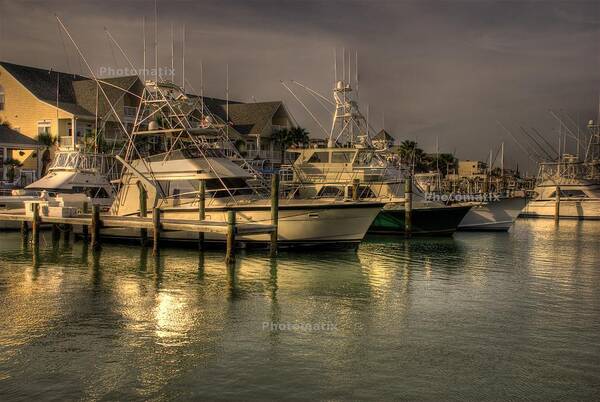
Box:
left=0, top=220, right=598, bottom=400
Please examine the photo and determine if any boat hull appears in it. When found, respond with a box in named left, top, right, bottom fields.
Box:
left=91, top=202, right=383, bottom=248
left=458, top=197, right=527, bottom=231
left=519, top=199, right=600, bottom=220
left=369, top=205, right=472, bottom=236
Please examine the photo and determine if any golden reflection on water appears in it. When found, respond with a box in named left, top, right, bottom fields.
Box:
left=0, top=220, right=598, bottom=400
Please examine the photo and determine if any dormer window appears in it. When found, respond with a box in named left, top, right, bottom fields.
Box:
left=0, top=85, right=5, bottom=111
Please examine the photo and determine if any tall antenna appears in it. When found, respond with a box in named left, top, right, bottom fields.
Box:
left=200, top=58, right=204, bottom=117
left=182, top=24, right=186, bottom=92
left=170, top=23, right=174, bottom=83
left=154, top=0, right=158, bottom=81
left=226, top=63, right=229, bottom=140
left=342, top=47, right=345, bottom=83
left=142, top=16, right=146, bottom=83
left=333, top=48, right=337, bottom=84
left=501, top=141, right=504, bottom=175
left=355, top=51, right=358, bottom=102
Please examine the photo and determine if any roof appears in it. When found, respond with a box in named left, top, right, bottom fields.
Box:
left=0, top=125, right=40, bottom=147
left=0, top=61, right=141, bottom=119
left=373, top=129, right=394, bottom=141
left=224, top=102, right=282, bottom=136
left=0, top=61, right=87, bottom=104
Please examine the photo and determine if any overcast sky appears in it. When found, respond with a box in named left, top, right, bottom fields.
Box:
left=1, top=0, right=599, bottom=173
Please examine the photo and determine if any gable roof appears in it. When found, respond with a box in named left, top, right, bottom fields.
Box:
left=373, top=129, right=394, bottom=141
left=0, top=61, right=140, bottom=119
left=0, top=125, right=40, bottom=147
left=214, top=101, right=282, bottom=136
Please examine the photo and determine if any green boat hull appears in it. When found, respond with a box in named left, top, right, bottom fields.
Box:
left=369, top=205, right=472, bottom=236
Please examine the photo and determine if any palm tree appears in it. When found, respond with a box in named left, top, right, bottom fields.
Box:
left=36, top=132, right=57, bottom=176
left=272, top=126, right=310, bottom=163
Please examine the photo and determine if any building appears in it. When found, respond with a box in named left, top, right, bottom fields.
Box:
left=0, top=60, right=296, bottom=174
left=0, top=61, right=142, bottom=175
left=201, top=98, right=295, bottom=164
left=457, top=160, right=487, bottom=177
left=0, top=123, right=42, bottom=184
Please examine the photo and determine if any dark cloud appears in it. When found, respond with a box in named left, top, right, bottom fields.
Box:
left=1, top=0, right=598, bottom=173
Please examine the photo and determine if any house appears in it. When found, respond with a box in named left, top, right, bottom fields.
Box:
left=372, top=129, right=394, bottom=150
left=457, top=160, right=487, bottom=177
left=0, top=61, right=142, bottom=166
left=0, top=123, right=42, bottom=185
left=205, top=99, right=294, bottom=163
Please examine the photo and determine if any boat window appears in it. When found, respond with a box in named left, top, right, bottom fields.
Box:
left=317, top=186, right=344, bottom=198
left=330, top=151, right=355, bottom=163
left=348, top=185, right=377, bottom=199
left=561, top=189, right=588, bottom=198
left=202, top=178, right=254, bottom=198
left=307, top=152, right=329, bottom=163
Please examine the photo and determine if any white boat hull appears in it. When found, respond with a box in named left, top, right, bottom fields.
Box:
left=520, top=199, right=600, bottom=220
left=458, top=197, right=527, bottom=231
left=87, top=202, right=383, bottom=247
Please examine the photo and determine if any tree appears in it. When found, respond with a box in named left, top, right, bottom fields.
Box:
left=36, top=132, right=57, bottom=176
left=398, top=140, right=426, bottom=171
left=3, top=157, right=22, bottom=183
left=272, top=126, right=310, bottom=163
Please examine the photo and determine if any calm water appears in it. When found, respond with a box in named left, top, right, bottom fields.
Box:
left=0, top=219, right=599, bottom=401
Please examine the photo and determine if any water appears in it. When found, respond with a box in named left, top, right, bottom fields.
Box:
left=0, top=219, right=599, bottom=400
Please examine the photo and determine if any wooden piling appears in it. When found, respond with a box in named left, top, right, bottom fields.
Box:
left=82, top=202, right=89, bottom=240
left=152, top=208, right=161, bottom=256
left=52, top=224, right=60, bottom=242
left=226, top=210, right=236, bottom=264
left=63, top=223, right=72, bottom=242
left=555, top=185, right=560, bottom=222
left=352, top=178, right=360, bottom=201
left=404, top=176, right=412, bottom=237
left=270, top=174, right=279, bottom=256
left=198, top=180, right=205, bottom=250
left=91, top=204, right=101, bottom=250
left=138, top=182, right=148, bottom=246
left=20, top=220, right=28, bottom=241
left=32, top=203, right=40, bottom=246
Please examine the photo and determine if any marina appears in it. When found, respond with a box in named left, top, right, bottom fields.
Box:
left=0, top=0, right=599, bottom=400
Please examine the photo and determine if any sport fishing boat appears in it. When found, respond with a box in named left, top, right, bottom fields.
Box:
left=282, top=146, right=471, bottom=235
left=280, top=77, right=470, bottom=236
left=0, top=150, right=116, bottom=228
left=96, top=80, right=382, bottom=248
left=458, top=196, right=527, bottom=231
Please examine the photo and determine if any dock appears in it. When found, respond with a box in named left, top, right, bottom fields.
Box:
left=0, top=205, right=276, bottom=264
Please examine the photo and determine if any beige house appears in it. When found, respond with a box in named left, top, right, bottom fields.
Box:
left=0, top=61, right=141, bottom=176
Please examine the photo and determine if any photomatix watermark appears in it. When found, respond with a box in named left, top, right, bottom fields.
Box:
left=98, top=66, right=175, bottom=78
left=425, top=192, right=501, bottom=203
left=262, top=322, right=337, bottom=332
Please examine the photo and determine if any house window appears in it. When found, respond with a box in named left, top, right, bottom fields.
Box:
left=37, top=121, right=51, bottom=136
left=0, top=85, right=5, bottom=110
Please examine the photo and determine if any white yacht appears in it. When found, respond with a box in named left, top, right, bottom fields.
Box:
left=0, top=151, right=116, bottom=229
left=104, top=149, right=382, bottom=247
left=93, top=80, right=383, bottom=248
left=458, top=196, right=527, bottom=231
left=520, top=158, right=600, bottom=220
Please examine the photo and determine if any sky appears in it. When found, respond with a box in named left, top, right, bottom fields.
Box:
left=0, top=0, right=599, bottom=174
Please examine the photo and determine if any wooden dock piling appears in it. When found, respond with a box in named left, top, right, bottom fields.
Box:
left=152, top=208, right=161, bottom=256
left=270, top=174, right=279, bottom=256
left=82, top=202, right=89, bottom=240
left=91, top=204, right=101, bottom=250
left=32, top=203, right=40, bottom=246
left=198, top=180, right=205, bottom=250
left=404, top=176, right=412, bottom=237
left=20, top=221, right=28, bottom=241
left=226, top=210, right=236, bottom=264
left=555, top=185, right=560, bottom=222
left=51, top=224, right=60, bottom=242
left=138, top=182, right=148, bottom=246
left=352, top=178, right=360, bottom=201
